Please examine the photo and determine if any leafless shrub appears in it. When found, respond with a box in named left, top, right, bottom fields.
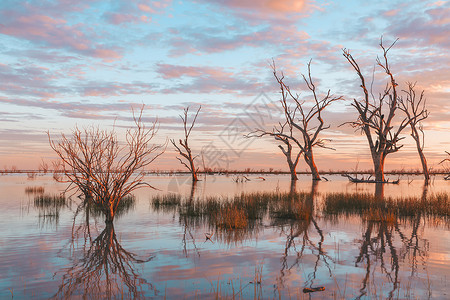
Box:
left=48, top=106, right=165, bottom=223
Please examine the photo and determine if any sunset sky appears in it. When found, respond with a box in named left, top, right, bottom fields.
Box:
left=0, top=0, right=449, bottom=172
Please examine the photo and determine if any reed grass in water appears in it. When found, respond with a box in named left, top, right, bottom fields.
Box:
left=34, top=194, right=67, bottom=208
left=25, top=186, right=45, bottom=194
left=324, top=192, right=450, bottom=222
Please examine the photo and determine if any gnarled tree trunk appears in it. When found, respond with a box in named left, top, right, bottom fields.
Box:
left=304, top=150, right=320, bottom=181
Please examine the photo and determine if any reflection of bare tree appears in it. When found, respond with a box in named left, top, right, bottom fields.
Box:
left=277, top=181, right=332, bottom=288
left=395, top=184, right=429, bottom=276
left=355, top=183, right=428, bottom=299
left=54, top=216, right=156, bottom=299
left=181, top=181, right=200, bottom=257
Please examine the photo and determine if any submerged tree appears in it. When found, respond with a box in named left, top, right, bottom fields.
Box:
left=267, top=60, right=341, bottom=180
left=171, top=106, right=201, bottom=182
left=343, top=38, right=413, bottom=182
left=399, top=82, right=430, bottom=184
left=48, top=106, right=164, bottom=223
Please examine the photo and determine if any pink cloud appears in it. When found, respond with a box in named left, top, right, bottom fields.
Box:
left=215, top=0, right=308, bottom=13
left=384, top=2, right=450, bottom=49
left=80, top=81, right=157, bottom=97
left=383, top=9, right=399, bottom=17
left=103, top=0, right=172, bottom=25
left=167, top=24, right=310, bottom=57
left=197, top=0, right=318, bottom=26
left=105, top=12, right=140, bottom=25
left=92, top=49, right=123, bottom=61
left=138, top=4, right=156, bottom=13
left=0, top=6, right=122, bottom=62
left=155, top=63, right=266, bottom=94
left=207, top=0, right=310, bottom=13
left=157, top=64, right=234, bottom=79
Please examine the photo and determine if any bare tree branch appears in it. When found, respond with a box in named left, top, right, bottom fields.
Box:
left=170, top=106, right=201, bottom=182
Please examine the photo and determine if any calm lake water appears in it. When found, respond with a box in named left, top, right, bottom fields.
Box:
left=0, top=174, right=449, bottom=299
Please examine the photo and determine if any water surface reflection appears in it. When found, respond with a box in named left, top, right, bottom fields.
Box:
left=0, top=174, right=448, bottom=299
left=54, top=206, right=156, bottom=299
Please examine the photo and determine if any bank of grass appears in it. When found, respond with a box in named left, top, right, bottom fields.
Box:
left=324, top=192, right=450, bottom=223
left=152, top=190, right=450, bottom=231
left=151, top=191, right=314, bottom=231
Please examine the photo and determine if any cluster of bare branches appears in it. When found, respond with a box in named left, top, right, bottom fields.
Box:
left=48, top=106, right=164, bottom=223
left=440, top=151, right=450, bottom=180
left=171, top=106, right=201, bottom=182
left=399, top=82, right=430, bottom=183
left=343, top=38, right=430, bottom=183
left=249, top=60, right=342, bottom=180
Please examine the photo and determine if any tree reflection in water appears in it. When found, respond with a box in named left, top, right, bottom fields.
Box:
left=149, top=179, right=446, bottom=298
left=275, top=181, right=333, bottom=289
left=325, top=182, right=433, bottom=299
left=181, top=181, right=200, bottom=257
left=53, top=204, right=156, bottom=299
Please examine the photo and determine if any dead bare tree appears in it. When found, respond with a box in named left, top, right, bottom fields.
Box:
left=247, top=101, right=302, bottom=180
left=48, top=106, right=164, bottom=223
left=171, top=106, right=201, bottom=182
left=440, top=151, right=450, bottom=180
left=270, top=60, right=342, bottom=180
left=343, top=38, right=412, bottom=182
left=398, top=82, right=430, bottom=184
left=39, top=159, right=49, bottom=174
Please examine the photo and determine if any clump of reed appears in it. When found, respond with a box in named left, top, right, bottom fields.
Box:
left=34, top=194, right=67, bottom=208
left=34, top=194, right=68, bottom=227
left=324, top=192, right=450, bottom=222
left=151, top=191, right=315, bottom=232
left=268, top=192, right=313, bottom=221
left=215, top=203, right=248, bottom=229
left=151, top=194, right=182, bottom=213
left=25, top=186, right=45, bottom=194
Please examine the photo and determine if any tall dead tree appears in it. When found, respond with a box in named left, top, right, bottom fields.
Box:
left=171, top=106, right=201, bottom=182
left=48, top=106, right=164, bottom=223
left=399, top=82, right=430, bottom=184
left=271, top=60, right=342, bottom=180
left=247, top=102, right=302, bottom=180
left=343, top=38, right=412, bottom=182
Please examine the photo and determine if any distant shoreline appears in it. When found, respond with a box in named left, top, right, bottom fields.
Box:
left=2, top=170, right=449, bottom=176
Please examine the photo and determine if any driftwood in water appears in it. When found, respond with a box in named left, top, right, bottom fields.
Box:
left=342, top=174, right=399, bottom=184
left=303, top=287, right=325, bottom=293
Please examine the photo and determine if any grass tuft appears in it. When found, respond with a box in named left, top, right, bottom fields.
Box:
left=25, top=186, right=45, bottom=194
